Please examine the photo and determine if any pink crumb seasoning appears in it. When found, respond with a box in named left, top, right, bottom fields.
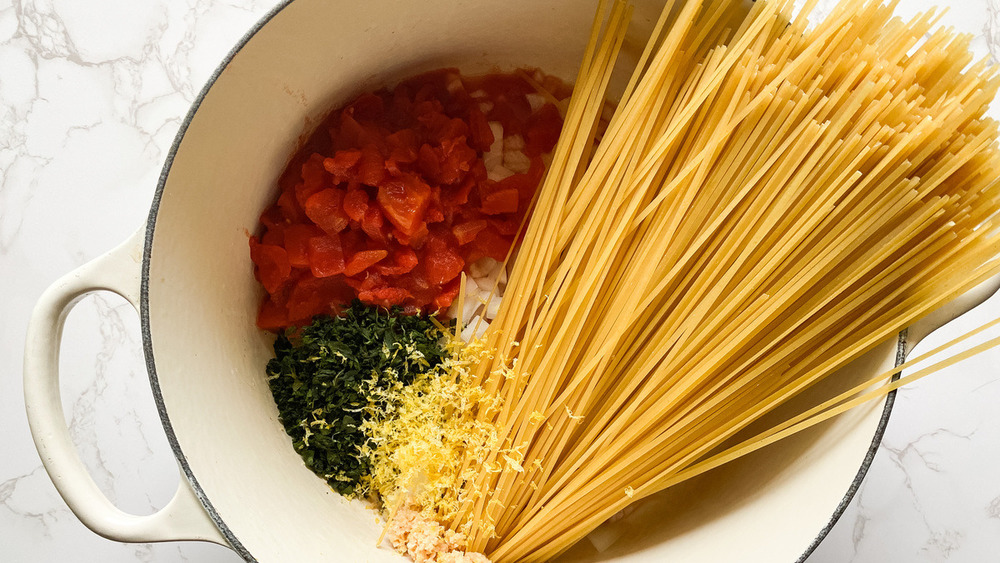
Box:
left=384, top=505, right=492, bottom=563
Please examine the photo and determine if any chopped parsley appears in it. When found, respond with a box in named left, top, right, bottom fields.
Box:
left=266, top=300, right=449, bottom=496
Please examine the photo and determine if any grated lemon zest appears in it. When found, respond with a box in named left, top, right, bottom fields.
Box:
left=363, top=336, right=505, bottom=519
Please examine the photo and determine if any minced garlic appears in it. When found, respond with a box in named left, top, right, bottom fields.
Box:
left=385, top=505, right=492, bottom=563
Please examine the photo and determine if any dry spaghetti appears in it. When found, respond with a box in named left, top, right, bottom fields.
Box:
left=376, top=0, right=1000, bottom=561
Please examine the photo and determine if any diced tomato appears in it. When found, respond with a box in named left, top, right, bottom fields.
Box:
left=418, top=138, right=477, bottom=186
left=441, top=167, right=480, bottom=210
left=304, top=189, right=350, bottom=234
left=285, top=275, right=354, bottom=324
left=525, top=103, right=563, bottom=156
left=296, top=154, right=330, bottom=208
left=377, top=175, right=432, bottom=235
left=424, top=228, right=450, bottom=253
left=377, top=286, right=413, bottom=303
left=392, top=221, right=429, bottom=248
left=308, top=234, right=346, bottom=278
left=252, top=68, right=565, bottom=329
left=472, top=72, right=536, bottom=101
left=374, top=247, right=419, bottom=276
left=360, top=286, right=413, bottom=307
left=412, top=80, right=443, bottom=104
left=337, top=110, right=368, bottom=148
left=294, top=181, right=325, bottom=211
left=415, top=104, right=449, bottom=136
left=417, top=143, right=441, bottom=181
left=542, top=74, right=572, bottom=99
left=386, top=129, right=419, bottom=163
left=468, top=107, right=494, bottom=151
left=340, top=228, right=366, bottom=258
left=489, top=97, right=530, bottom=136
left=469, top=159, right=489, bottom=183
left=496, top=156, right=545, bottom=196
left=425, top=206, right=445, bottom=224
left=284, top=224, right=324, bottom=268
left=285, top=277, right=326, bottom=324
left=350, top=92, right=385, bottom=121
left=249, top=238, right=292, bottom=294
left=489, top=216, right=521, bottom=236
left=437, top=136, right=476, bottom=185
left=359, top=144, right=386, bottom=185
left=256, top=297, right=289, bottom=330
left=471, top=226, right=512, bottom=262
left=277, top=189, right=305, bottom=223
left=322, top=149, right=362, bottom=182
left=424, top=246, right=464, bottom=285
left=432, top=278, right=462, bottom=311
left=345, top=249, right=389, bottom=276
left=343, top=185, right=370, bottom=222
left=390, top=84, right=412, bottom=120
left=399, top=268, right=435, bottom=305
left=384, top=159, right=403, bottom=177
left=395, top=247, right=420, bottom=273
left=351, top=270, right=386, bottom=292
left=452, top=219, right=488, bottom=245
left=361, top=206, right=387, bottom=242
left=526, top=155, right=545, bottom=187
left=481, top=188, right=519, bottom=215
left=258, top=205, right=284, bottom=232
left=435, top=117, right=470, bottom=144
left=301, top=153, right=328, bottom=191
left=260, top=221, right=285, bottom=246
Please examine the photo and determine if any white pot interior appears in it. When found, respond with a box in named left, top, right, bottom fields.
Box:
left=145, top=0, right=900, bottom=561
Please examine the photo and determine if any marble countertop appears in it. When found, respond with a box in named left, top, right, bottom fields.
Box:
left=2, top=0, right=999, bottom=561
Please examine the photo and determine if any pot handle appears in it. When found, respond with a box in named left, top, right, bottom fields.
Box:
left=23, top=227, right=229, bottom=546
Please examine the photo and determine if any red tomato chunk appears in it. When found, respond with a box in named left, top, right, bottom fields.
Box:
left=250, top=68, right=570, bottom=329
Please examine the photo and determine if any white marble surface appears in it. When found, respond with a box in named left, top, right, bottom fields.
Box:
left=2, top=0, right=999, bottom=561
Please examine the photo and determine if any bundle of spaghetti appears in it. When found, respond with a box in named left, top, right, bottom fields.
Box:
left=423, top=0, right=1000, bottom=561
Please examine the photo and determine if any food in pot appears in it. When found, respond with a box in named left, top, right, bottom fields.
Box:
left=251, top=67, right=571, bottom=563
left=251, top=0, right=1000, bottom=561
left=250, top=68, right=569, bottom=331
left=265, top=301, right=452, bottom=496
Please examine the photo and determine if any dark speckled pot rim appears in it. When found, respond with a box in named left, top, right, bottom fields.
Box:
left=141, top=2, right=294, bottom=560
left=139, top=2, right=902, bottom=561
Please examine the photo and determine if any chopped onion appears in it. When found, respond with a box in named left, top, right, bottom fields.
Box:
left=503, top=134, right=526, bottom=152
left=446, top=73, right=464, bottom=94
left=461, top=315, right=490, bottom=342
left=484, top=295, right=502, bottom=319
left=488, top=166, right=515, bottom=182
left=504, top=150, right=531, bottom=174
left=469, top=257, right=502, bottom=279
left=484, top=122, right=505, bottom=177
left=525, top=92, right=546, bottom=112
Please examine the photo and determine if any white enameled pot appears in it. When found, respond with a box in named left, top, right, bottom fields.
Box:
left=22, top=1, right=1000, bottom=562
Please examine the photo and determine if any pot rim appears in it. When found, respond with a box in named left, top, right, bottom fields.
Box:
left=140, top=1, right=294, bottom=560
left=137, top=1, right=901, bottom=561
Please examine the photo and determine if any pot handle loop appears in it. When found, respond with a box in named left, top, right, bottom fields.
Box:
left=23, top=227, right=229, bottom=546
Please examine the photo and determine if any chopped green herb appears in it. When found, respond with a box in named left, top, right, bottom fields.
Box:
left=266, top=300, right=449, bottom=496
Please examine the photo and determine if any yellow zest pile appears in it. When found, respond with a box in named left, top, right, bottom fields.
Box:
left=364, top=335, right=509, bottom=522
